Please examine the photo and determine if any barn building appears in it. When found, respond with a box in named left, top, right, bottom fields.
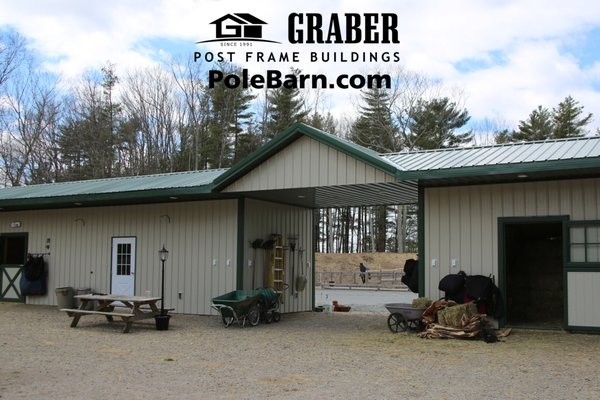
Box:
left=1, top=123, right=599, bottom=330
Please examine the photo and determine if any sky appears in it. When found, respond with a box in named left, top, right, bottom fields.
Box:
left=1, top=0, right=600, bottom=136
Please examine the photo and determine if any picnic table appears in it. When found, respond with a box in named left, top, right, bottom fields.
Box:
left=60, top=294, right=162, bottom=333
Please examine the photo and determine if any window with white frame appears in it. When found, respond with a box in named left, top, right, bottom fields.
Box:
left=569, top=223, right=600, bottom=263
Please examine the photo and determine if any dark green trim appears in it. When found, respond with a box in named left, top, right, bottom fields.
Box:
left=566, top=263, right=600, bottom=269
left=566, top=220, right=600, bottom=226
left=497, top=216, right=569, bottom=329
left=213, top=123, right=400, bottom=191
left=397, top=158, right=600, bottom=181
left=398, top=159, right=599, bottom=184
left=417, top=185, right=425, bottom=296
left=312, top=209, right=317, bottom=311
left=565, top=220, right=600, bottom=267
left=564, top=266, right=600, bottom=272
left=0, top=265, right=25, bottom=302
left=0, top=185, right=222, bottom=212
left=236, top=198, right=245, bottom=290
left=565, top=325, right=600, bottom=332
left=497, top=221, right=506, bottom=327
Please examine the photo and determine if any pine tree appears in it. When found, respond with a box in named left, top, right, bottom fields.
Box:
left=232, top=122, right=261, bottom=164
left=265, top=68, right=308, bottom=139
left=205, top=63, right=255, bottom=168
left=494, top=129, right=515, bottom=144
left=552, top=95, right=592, bottom=138
left=407, top=97, right=472, bottom=149
left=308, top=112, right=337, bottom=135
left=513, top=106, right=553, bottom=141
left=350, top=87, right=397, bottom=252
left=350, top=87, right=397, bottom=152
left=495, top=96, right=593, bottom=143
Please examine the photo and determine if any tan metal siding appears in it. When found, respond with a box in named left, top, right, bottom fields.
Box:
left=424, top=177, right=600, bottom=300
left=0, top=200, right=237, bottom=315
left=567, top=271, right=600, bottom=327
left=243, top=199, right=313, bottom=313
left=224, top=136, right=395, bottom=192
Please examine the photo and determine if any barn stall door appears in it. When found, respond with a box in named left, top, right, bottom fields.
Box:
left=0, top=234, right=28, bottom=302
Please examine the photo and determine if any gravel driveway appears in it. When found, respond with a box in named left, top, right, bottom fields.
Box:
left=1, top=302, right=599, bottom=399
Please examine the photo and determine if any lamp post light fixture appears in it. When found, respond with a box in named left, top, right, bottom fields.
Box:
left=158, top=245, right=169, bottom=316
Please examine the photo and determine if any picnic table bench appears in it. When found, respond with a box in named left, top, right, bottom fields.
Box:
left=61, top=294, right=162, bottom=333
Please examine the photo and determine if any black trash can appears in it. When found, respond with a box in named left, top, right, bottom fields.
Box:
left=155, top=315, right=171, bottom=331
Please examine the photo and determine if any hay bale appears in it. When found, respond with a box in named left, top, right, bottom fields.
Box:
left=437, top=302, right=478, bottom=328
left=412, top=297, right=432, bottom=309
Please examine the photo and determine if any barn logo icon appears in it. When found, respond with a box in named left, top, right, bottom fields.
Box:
left=197, top=13, right=281, bottom=43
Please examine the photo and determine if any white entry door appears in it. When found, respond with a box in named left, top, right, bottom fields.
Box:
left=111, top=237, right=136, bottom=296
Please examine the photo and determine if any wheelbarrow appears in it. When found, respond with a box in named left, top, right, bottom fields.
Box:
left=385, top=303, right=427, bottom=333
left=256, top=287, right=282, bottom=324
left=211, top=290, right=262, bottom=328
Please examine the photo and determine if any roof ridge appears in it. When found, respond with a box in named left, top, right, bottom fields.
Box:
left=382, top=135, right=598, bottom=156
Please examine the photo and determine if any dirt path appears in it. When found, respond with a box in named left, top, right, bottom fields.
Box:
left=1, top=302, right=599, bottom=399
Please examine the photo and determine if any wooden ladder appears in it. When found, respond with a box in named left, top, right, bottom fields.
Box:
left=271, top=235, right=285, bottom=303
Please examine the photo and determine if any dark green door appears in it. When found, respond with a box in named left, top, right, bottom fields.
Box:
left=0, top=233, right=28, bottom=302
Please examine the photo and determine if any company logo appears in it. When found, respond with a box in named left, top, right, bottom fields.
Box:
left=197, top=13, right=281, bottom=44
left=194, top=12, right=401, bottom=90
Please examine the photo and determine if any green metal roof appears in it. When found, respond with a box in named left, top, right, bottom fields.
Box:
left=0, top=169, right=227, bottom=210
left=383, top=136, right=600, bottom=181
left=2, top=127, right=600, bottom=212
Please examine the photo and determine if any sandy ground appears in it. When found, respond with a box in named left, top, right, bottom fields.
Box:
left=316, top=288, right=418, bottom=312
left=1, top=302, right=599, bottom=400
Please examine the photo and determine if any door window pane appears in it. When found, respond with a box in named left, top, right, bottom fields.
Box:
left=116, top=243, right=132, bottom=275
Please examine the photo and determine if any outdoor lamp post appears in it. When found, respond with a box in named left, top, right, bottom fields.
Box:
left=158, top=245, right=169, bottom=316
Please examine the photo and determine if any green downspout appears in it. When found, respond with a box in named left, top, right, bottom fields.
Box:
left=417, top=185, right=425, bottom=296
left=236, top=198, right=245, bottom=290
left=312, top=209, right=317, bottom=311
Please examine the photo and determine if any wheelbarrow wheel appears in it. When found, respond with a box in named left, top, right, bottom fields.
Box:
left=248, top=304, right=260, bottom=326
left=222, top=316, right=234, bottom=328
left=272, top=311, right=281, bottom=323
left=387, top=313, right=408, bottom=333
left=264, top=312, right=273, bottom=324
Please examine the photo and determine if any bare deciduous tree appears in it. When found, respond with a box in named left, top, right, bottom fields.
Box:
left=121, top=65, right=178, bottom=174
left=0, top=57, right=60, bottom=186
left=0, top=31, right=26, bottom=91
left=171, top=56, right=210, bottom=170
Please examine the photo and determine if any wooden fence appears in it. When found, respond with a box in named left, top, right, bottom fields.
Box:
left=316, top=270, right=408, bottom=291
